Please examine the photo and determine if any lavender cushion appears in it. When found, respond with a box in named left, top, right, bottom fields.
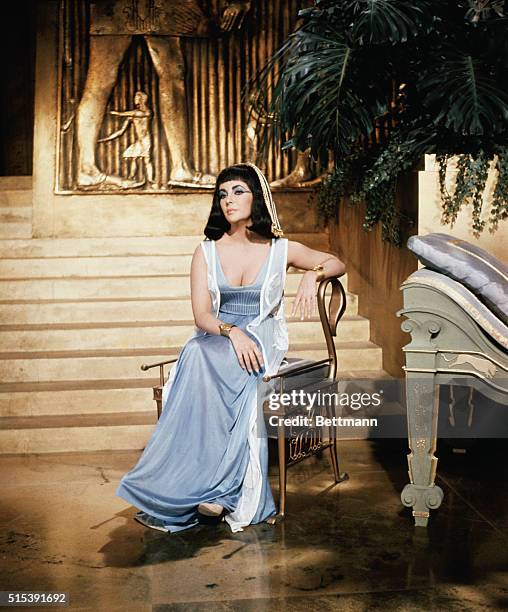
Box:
left=407, top=233, right=508, bottom=325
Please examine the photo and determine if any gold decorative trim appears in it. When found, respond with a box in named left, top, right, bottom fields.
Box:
left=413, top=510, right=429, bottom=518
left=440, top=349, right=507, bottom=371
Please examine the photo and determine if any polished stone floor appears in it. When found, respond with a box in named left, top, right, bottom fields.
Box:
left=1, top=439, right=506, bottom=611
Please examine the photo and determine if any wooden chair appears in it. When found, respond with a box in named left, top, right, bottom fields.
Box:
left=141, top=275, right=349, bottom=519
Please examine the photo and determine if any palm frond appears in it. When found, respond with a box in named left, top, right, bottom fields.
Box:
left=418, top=54, right=508, bottom=135
left=347, top=0, right=431, bottom=45
left=249, top=22, right=389, bottom=157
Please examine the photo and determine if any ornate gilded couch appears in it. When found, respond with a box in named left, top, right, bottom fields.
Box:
left=397, top=233, right=508, bottom=526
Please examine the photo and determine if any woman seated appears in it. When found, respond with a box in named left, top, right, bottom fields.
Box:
left=115, top=162, right=346, bottom=533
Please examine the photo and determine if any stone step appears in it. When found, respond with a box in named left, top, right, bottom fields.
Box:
left=0, top=369, right=392, bottom=453
left=0, top=187, right=32, bottom=210
left=0, top=176, right=32, bottom=190
left=1, top=367, right=393, bottom=417
left=0, top=368, right=392, bottom=418
left=0, top=250, right=338, bottom=279
left=0, top=383, right=155, bottom=417
left=0, top=192, right=32, bottom=207
left=0, top=271, right=348, bottom=301
left=1, top=252, right=341, bottom=279
left=0, top=223, right=32, bottom=239
left=0, top=316, right=369, bottom=351
left=0, top=254, right=195, bottom=278
left=0, top=235, right=202, bottom=258
left=0, top=292, right=359, bottom=324
left=0, top=232, right=330, bottom=258
left=0, top=341, right=382, bottom=384
left=0, top=403, right=404, bottom=453
left=0, top=411, right=157, bottom=454
left=0, top=206, right=32, bottom=223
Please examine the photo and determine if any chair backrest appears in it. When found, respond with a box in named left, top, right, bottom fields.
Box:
left=317, top=277, right=347, bottom=380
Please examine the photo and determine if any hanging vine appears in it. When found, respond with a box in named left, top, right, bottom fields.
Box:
left=437, top=150, right=497, bottom=236
left=489, top=147, right=508, bottom=231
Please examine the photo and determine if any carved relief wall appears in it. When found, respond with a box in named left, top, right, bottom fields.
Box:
left=56, top=0, right=304, bottom=194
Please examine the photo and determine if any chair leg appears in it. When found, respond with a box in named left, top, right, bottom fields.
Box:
left=329, top=438, right=348, bottom=483
left=330, top=436, right=339, bottom=481
left=328, top=405, right=348, bottom=484
left=277, top=423, right=287, bottom=518
left=154, top=387, right=163, bottom=420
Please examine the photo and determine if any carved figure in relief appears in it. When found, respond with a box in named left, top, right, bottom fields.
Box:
left=75, top=0, right=251, bottom=190
left=442, top=353, right=497, bottom=378
left=98, top=91, right=157, bottom=189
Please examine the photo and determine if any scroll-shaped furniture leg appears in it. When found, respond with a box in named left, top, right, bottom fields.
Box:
left=401, top=372, right=444, bottom=526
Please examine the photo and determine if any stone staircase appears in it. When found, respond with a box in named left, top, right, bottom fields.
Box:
left=0, top=177, right=32, bottom=239
left=0, top=179, right=384, bottom=453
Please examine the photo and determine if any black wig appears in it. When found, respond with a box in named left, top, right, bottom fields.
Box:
left=203, top=164, right=276, bottom=240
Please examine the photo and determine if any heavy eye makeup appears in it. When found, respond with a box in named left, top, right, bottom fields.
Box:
left=218, top=185, right=251, bottom=199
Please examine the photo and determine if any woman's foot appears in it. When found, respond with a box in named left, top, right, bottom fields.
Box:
left=197, top=502, right=225, bottom=517
left=134, top=511, right=169, bottom=533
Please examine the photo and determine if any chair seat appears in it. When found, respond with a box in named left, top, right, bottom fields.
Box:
left=262, top=356, right=331, bottom=411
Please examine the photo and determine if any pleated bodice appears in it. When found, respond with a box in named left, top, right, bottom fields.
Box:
left=216, top=247, right=270, bottom=316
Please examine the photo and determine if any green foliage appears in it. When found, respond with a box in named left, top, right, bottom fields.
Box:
left=490, top=147, right=508, bottom=230
left=418, top=52, right=508, bottom=136
left=251, top=0, right=508, bottom=244
left=318, top=127, right=425, bottom=244
left=437, top=151, right=490, bottom=235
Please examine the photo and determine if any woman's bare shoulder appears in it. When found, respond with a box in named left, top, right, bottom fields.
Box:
left=192, top=241, right=208, bottom=262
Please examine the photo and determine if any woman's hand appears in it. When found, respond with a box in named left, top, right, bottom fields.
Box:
left=290, top=270, right=318, bottom=320
left=228, top=327, right=264, bottom=374
left=286, top=242, right=345, bottom=321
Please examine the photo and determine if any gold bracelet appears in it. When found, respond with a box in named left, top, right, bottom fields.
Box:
left=219, top=322, right=237, bottom=338
left=311, top=264, right=325, bottom=282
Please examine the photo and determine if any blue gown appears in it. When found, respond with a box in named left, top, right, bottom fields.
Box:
left=115, top=246, right=277, bottom=532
